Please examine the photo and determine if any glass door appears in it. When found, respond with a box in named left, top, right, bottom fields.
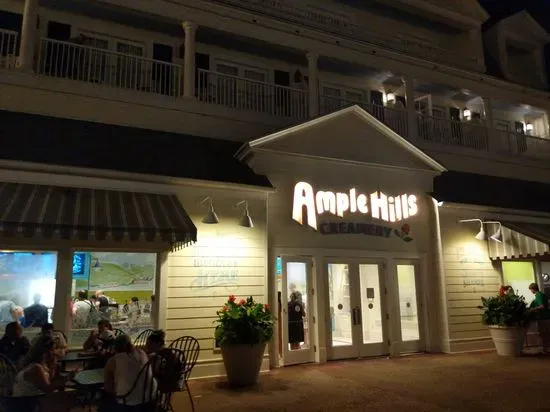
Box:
left=327, top=261, right=389, bottom=359
left=396, top=263, right=423, bottom=353
left=279, top=257, right=315, bottom=365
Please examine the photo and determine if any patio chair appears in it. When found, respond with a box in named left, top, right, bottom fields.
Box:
left=133, top=328, right=154, bottom=348
left=115, top=348, right=186, bottom=412
left=114, top=328, right=126, bottom=337
left=168, top=336, right=200, bottom=412
left=0, top=354, right=16, bottom=396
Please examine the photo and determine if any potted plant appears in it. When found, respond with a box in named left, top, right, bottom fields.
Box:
left=215, top=295, right=274, bottom=386
left=479, top=285, right=528, bottom=356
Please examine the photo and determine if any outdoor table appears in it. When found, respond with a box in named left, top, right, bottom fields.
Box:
left=73, top=368, right=105, bottom=388
left=69, top=368, right=105, bottom=411
left=59, top=351, right=99, bottom=371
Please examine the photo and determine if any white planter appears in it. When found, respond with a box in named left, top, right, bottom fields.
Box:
left=221, top=343, right=266, bottom=386
left=488, top=325, right=525, bottom=356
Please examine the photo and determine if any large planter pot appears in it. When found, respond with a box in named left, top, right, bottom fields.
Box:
left=488, top=325, right=525, bottom=356
left=221, top=343, right=266, bottom=386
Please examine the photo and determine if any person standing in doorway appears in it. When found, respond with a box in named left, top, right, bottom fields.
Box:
left=288, top=291, right=305, bottom=350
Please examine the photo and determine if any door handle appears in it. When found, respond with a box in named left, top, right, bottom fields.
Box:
left=356, top=306, right=362, bottom=326
left=351, top=307, right=357, bottom=326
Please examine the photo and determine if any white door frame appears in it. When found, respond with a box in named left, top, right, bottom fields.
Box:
left=325, top=258, right=391, bottom=360
left=271, top=248, right=428, bottom=366
left=278, top=256, right=316, bottom=366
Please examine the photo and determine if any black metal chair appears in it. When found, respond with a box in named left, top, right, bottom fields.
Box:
left=0, top=354, right=16, bottom=396
left=113, top=328, right=126, bottom=337
left=0, top=355, right=43, bottom=411
left=115, top=348, right=187, bottom=412
left=168, top=336, right=200, bottom=412
left=133, top=328, right=154, bottom=348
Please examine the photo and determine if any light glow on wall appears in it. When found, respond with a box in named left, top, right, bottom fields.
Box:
left=292, top=181, right=418, bottom=231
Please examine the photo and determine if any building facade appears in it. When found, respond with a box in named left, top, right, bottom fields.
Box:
left=2, top=0, right=550, bottom=376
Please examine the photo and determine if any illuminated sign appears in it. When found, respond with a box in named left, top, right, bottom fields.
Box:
left=292, top=181, right=418, bottom=231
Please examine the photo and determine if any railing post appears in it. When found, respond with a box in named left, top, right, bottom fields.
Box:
left=182, top=21, right=197, bottom=99
left=306, top=52, right=319, bottom=118
left=482, top=96, right=494, bottom=152
left=17, top=0, right=39, bottom=72
left=404, top=75, right=418, bottom=141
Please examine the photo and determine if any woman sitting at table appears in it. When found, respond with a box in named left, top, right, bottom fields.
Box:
left=12, top=335, right=76, bottom=412
left=83, top=319, right=115, bottom=352
left=102, top=334, right=155, bottom=411
left=31, top=323, right=68, bottom=357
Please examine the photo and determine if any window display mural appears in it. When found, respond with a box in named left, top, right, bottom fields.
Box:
left=69, top=251, right=156, bottom=346
left=0, top=251, right=57, bottom=332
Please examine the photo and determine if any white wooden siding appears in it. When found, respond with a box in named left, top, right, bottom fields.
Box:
left=440, top=211, right=501, bottom=348
left=165, top=193, right=267, bottom=371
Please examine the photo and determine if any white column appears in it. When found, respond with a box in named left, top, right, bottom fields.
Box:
left=306, top=52, right=319, bottom=117
left=155, top=252, right=169, bottom=330
left=182, top=21, right=198, bottom=98
left=483, top=96, right=494, bottom=151
left=53, top=248, right=73, bottom=335
left=17, top=0, right=39, bottom=71
left=403, top=75, right=418, bottom=140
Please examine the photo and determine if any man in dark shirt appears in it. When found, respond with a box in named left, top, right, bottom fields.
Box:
left=96, top=290, right=110, bottom=319
left=0, top=322, right=30, bottom=365
left=23, top=294, right=49, bottom=328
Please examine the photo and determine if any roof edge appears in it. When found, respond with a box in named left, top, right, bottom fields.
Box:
left=241, top=105, right=448, bottom=173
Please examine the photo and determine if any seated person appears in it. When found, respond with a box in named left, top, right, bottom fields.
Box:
left=145, top=331, right=186, bottom=391
left=102, top=335, right=155, bottom=411
left=83, top=319, right=115, bottom=352
left=24, top=294, right=49, bottom=328
left=12, top=335, right=76, bottom=412
left=31, top=324, right=68, bottom=357
left=0, top=322, right=30, bottom=366
left=144, top=330, right=166, bottom=358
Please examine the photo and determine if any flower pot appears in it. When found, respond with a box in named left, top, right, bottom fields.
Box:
left=221, top=343, right=266, bottom=386
left=488, top=325, right=525, bottom=356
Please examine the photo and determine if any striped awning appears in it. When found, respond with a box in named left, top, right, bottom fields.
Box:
left=488, top=221, right=550, bottom=260
left=0, top=182, right=197, bottom=250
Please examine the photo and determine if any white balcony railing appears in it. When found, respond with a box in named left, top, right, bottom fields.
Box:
left=494, top=131, right=550, bottom=161
left=319, top=95, right=407, bottom=137
left=208, top=0, right=479, bottom=70
left=416, top=115, right=489, bottom=151
left=0, top=29, right=18, bottom=69
left=37, top=38, right=182, bottom=97
left=197, top=68, right=308, bottom=119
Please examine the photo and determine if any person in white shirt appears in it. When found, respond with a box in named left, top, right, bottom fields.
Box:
left=72, top=290, right=93, bottom=329
left=102, top=334, right=156, bottom=411
left=12, top=335, right=76, bottom=412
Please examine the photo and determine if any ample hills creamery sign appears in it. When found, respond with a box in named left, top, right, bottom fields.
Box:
left=291, top=182, right=418, bottom=238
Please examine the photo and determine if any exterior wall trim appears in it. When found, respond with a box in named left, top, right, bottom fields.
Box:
left=0, top=160, right=275, bottom=195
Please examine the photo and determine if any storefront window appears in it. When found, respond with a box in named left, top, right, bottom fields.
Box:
left=502, top=261, right=536, bottom=305
left=69, top=251, right=156, bottom=347
left=0, top=251, right=57, bottom=337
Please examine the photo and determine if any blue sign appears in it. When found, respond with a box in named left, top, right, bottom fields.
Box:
left=72, top=252, right=89, bottom=279
left=276, top=256, right=282, bottom=275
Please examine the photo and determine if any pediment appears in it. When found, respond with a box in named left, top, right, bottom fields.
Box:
left=238, top=106, right=446, bottom=174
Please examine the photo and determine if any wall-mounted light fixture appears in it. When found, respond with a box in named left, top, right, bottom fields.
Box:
left=463, top=109, right=471, bottom=120
left=386, top=93, right=396, bottom=103
left=485, top=221, right=502, bottom=243
left=458, top=219, right=502, bottom=242
left=200, top=197, right=219, bottom=224
left=235, top=200, right=254, bottom=228
left=526, top=123, right=534, bottom=132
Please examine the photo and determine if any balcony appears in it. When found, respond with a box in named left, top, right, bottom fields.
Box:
left=2, top=34, right=549, bottom=163
left=206, top=0, right=480, bottom=71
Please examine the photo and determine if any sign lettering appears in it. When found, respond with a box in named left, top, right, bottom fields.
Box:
left=292, top=181, right=418, bottom=231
